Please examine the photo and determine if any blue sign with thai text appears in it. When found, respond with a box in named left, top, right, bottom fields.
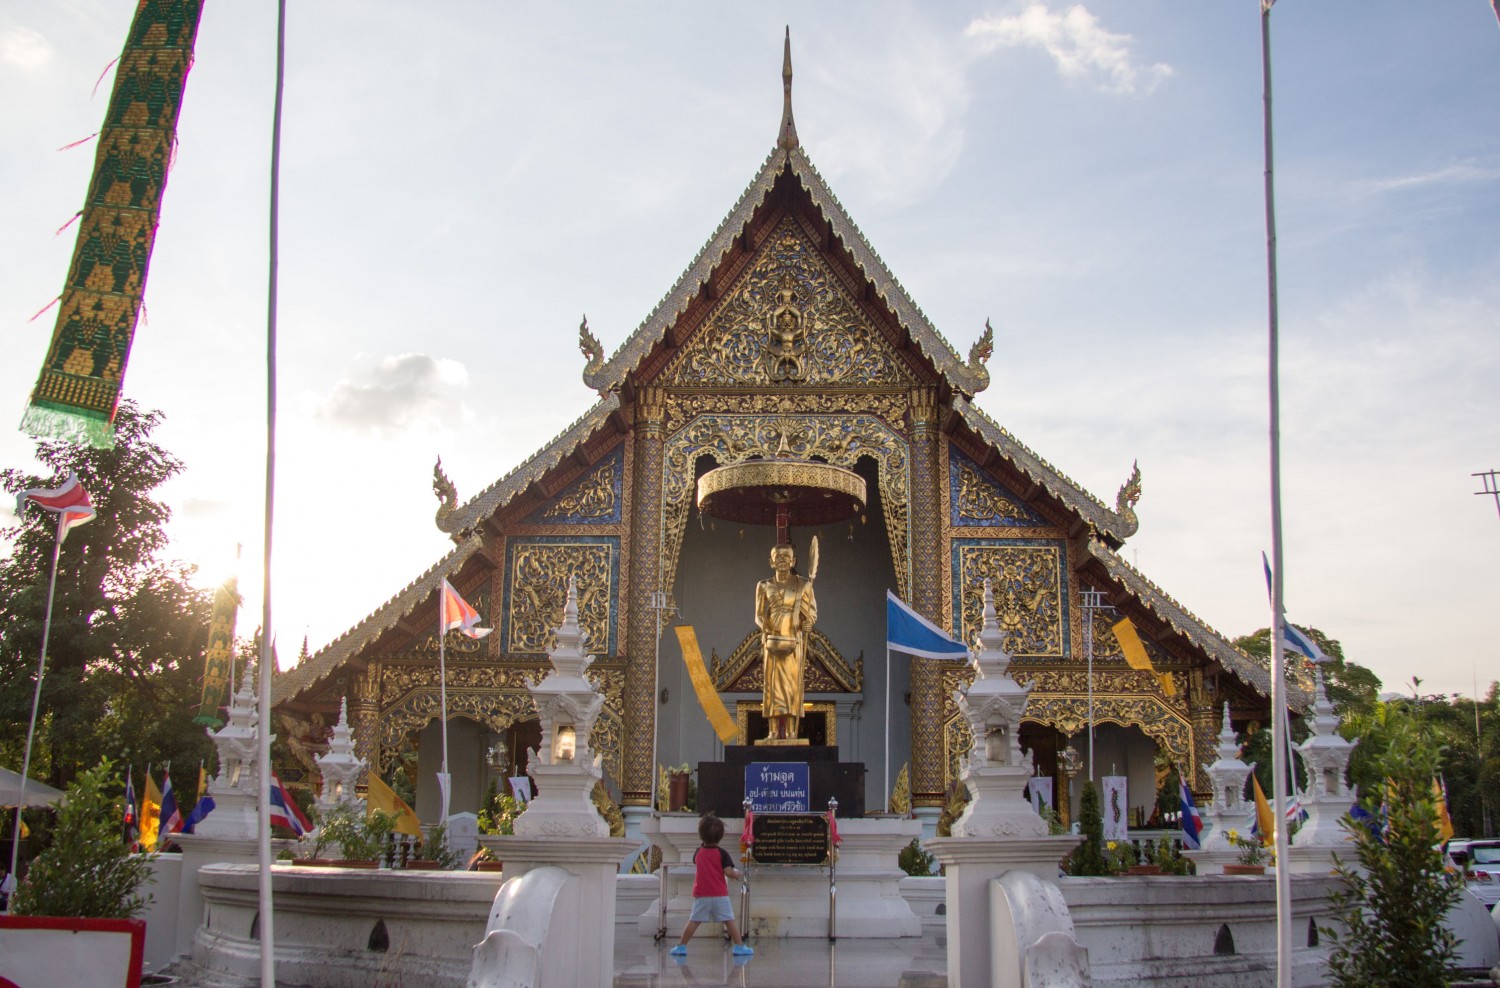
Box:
left=745, top=762, right=810, bottom=812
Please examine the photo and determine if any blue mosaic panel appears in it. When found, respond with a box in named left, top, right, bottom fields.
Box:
left=501, top=535, right=620, bottom=656
left=951, top=538, right=1070, bottom=658
left=949, top=449, right=1047, bottom=528
left=525, top=446, right=624, bottom=525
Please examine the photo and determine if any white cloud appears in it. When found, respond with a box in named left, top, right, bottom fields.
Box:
left=1346, top=162, right=1500, bottom=197
left=803, top=25, right=972, bottom=205
left=314, top=353, right=472, bottom=436
left=966, top=3, right=1172, bottom=96
left=0, top=27, right=52, bottom=72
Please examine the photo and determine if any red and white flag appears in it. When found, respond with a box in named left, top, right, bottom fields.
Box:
left=440, top=578, right=491, bottom=639
left=17, top=472, right=95, bottom=541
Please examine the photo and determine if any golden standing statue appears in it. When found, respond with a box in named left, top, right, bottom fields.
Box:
left=755, top=541, right=818, bottom=741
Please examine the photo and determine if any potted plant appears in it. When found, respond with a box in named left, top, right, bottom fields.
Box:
left=406, top=822, right=461, bottom=870
left=1224, top=829, right=1268, bottom=874
left=0, top=761, right=156, bottom=987
left=299, top=803, right=397, bottom=867
left=473, top=791, right=524, bottom=871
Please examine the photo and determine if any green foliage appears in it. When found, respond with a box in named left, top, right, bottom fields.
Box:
left=898, top=837, right=936, bottom=876
left=1151, top=835, right=1193, bottom=875
left=308, top=802, right=397, bottom=861
left=0, top=403, right=214, bottom=791
left=477, top=791, right=525, bottom=836
left=419, top=822, right=462, bottom=869
left=1066, top=782, right=1110, bottom=876
left=10, top=760, right=154, bottom=918
left=1321, top=712, right=1463, bottom=987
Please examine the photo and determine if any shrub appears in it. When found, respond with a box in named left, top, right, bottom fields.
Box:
left=10, top=761, right=154, bottom=918
left=898, top=838, right=936, bottom=876
left=1065, top=782, right=1110, bottom=876
left=1321, top=715, right=1462, bottom=987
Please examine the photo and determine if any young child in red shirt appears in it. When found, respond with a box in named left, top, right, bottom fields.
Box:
left=669, top=813, right=753, bottom=957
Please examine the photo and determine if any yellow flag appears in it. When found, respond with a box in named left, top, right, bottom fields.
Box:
left=196, top=764, right=207, bottom=799
left=1433, top=780, right=1455, bottom=842
left=1252, top=774, right=1275, bottom=844
left=675, top=625, right=739, bottom=744
left=1113, top=617, right=1175, bottom=696
left=139, top=773, right=163, bottom=850
left=366, top=774, right=422, bottom=837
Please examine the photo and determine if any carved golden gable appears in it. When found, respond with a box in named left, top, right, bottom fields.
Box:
left=663, top=217, right=917, bottom=389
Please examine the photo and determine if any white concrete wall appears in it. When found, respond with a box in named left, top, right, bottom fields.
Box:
left=1059, top=873, right=1340, bottom=986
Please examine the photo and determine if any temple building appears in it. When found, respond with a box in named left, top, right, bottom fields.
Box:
left=270, top=40, right=1299, bottom=833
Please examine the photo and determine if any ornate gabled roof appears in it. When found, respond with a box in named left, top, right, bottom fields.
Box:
left=271, top=532, right=487, bottom=705
left=955, top=400, right=1139, bottom=543
left=437, top=393, right=621, bottom=536
left=578, top=143, right=992, bottom=397
left=1084, top=537, right=1311, bottom=711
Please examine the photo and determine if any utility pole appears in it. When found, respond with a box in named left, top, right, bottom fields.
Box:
left=1475, top=469, right=1500, bottom=520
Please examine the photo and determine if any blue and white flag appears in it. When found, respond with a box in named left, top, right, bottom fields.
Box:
left=1179, top=778, right=1203, bottom=850
left=1282, top=622, right=1330, bottom=664
left=886, top=590, right=969, bottom=660
left=182, top=794, right=215, bottom=834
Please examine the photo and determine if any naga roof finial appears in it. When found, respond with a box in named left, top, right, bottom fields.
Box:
left=778, top=27, right=799, bottom=150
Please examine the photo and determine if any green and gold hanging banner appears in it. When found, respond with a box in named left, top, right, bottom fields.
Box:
left=21, top=0, right=205, bottom=448
left=194, top=576, right=240, bottom=727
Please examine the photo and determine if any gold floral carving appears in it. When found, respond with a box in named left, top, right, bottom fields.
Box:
left=662, top=218, right=917, bottom=390
left=506, top=542, right=614, bottom=655
left=662, top=413, right=912, bottom=601
left=734, top=701, right=837, bottom=746
left=956, top=544, right=1065, bottom=657
left=936, top=664, right=1195, bottom=795
left=372, top=661, right=627, bottom=786
left=710, top=628, right=862, bottom=694
left=542, top=463, right=617, bottom=521
left=955, top=461, right=1034, bottom=526
left=662, top=392, right=907, bottom=435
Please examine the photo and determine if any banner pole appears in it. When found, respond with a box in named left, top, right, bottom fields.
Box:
left=10, top=513, right=64, bottom=885
left=884, top=648, right=892, bottom=813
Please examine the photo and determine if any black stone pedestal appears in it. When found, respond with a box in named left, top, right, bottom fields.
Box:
left=696, top=745, right=865, bottom=818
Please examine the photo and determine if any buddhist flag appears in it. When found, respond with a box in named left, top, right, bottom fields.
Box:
left=195, top=575, right=240, bottom=726
left=440, top=579, right=491, bottom=639
left=366, top=774, right=422, bottom=837
left=1112, top=617, right=1175, bottom=697
left=1250, top=774, right=1275, bottom=844
left=16, top=473, right=96, bottom=542
left=139, top=771, right=162, bottom=851
left=674, top=625, right=739, bottom=744
left=1434, top=778, right=1455, bottom=843
left=21, top=1, right=204, bottom=448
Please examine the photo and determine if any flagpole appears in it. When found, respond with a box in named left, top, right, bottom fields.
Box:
left=256, top=2, right=287, bottom=984
left=439, top=604, right=451, bottom=827
left=10, top=513, right=65, bottom=886
left=1260, top=2, right=1294, bottom=981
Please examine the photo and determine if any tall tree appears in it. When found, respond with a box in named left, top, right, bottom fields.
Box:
left=1, top=401, right=213, bottom=790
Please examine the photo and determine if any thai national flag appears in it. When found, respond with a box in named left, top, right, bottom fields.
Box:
left=159, top=775, right=184, bottom=837
left=17, top=472, right=96, bottom=542
left=440, top=579, right=492, bottom=639
left=122, top=766, right=139, bottom=846
left=1179, top=778, right=1203, bottom=851
left=268, top=772, right=312, bottom=836
left=182, top=795, right=215, bottom=834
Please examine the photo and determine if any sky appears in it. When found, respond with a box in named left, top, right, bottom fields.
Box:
left=2, top=2, right=1498, bottom=699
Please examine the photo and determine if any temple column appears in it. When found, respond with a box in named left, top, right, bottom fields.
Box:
left=907, top=388, right=947, bottom=807
left=351, top=663, right=381, bottom=775
left=622, top=388, right=666, bottom=806
left=1187, top=669, right=1218, bottom=795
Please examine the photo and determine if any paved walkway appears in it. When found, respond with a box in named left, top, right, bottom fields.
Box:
left=613, top=931, right=948, bottom=988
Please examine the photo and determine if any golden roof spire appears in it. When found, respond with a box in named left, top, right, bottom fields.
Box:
left=778, top=27, right=799, bottom=150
